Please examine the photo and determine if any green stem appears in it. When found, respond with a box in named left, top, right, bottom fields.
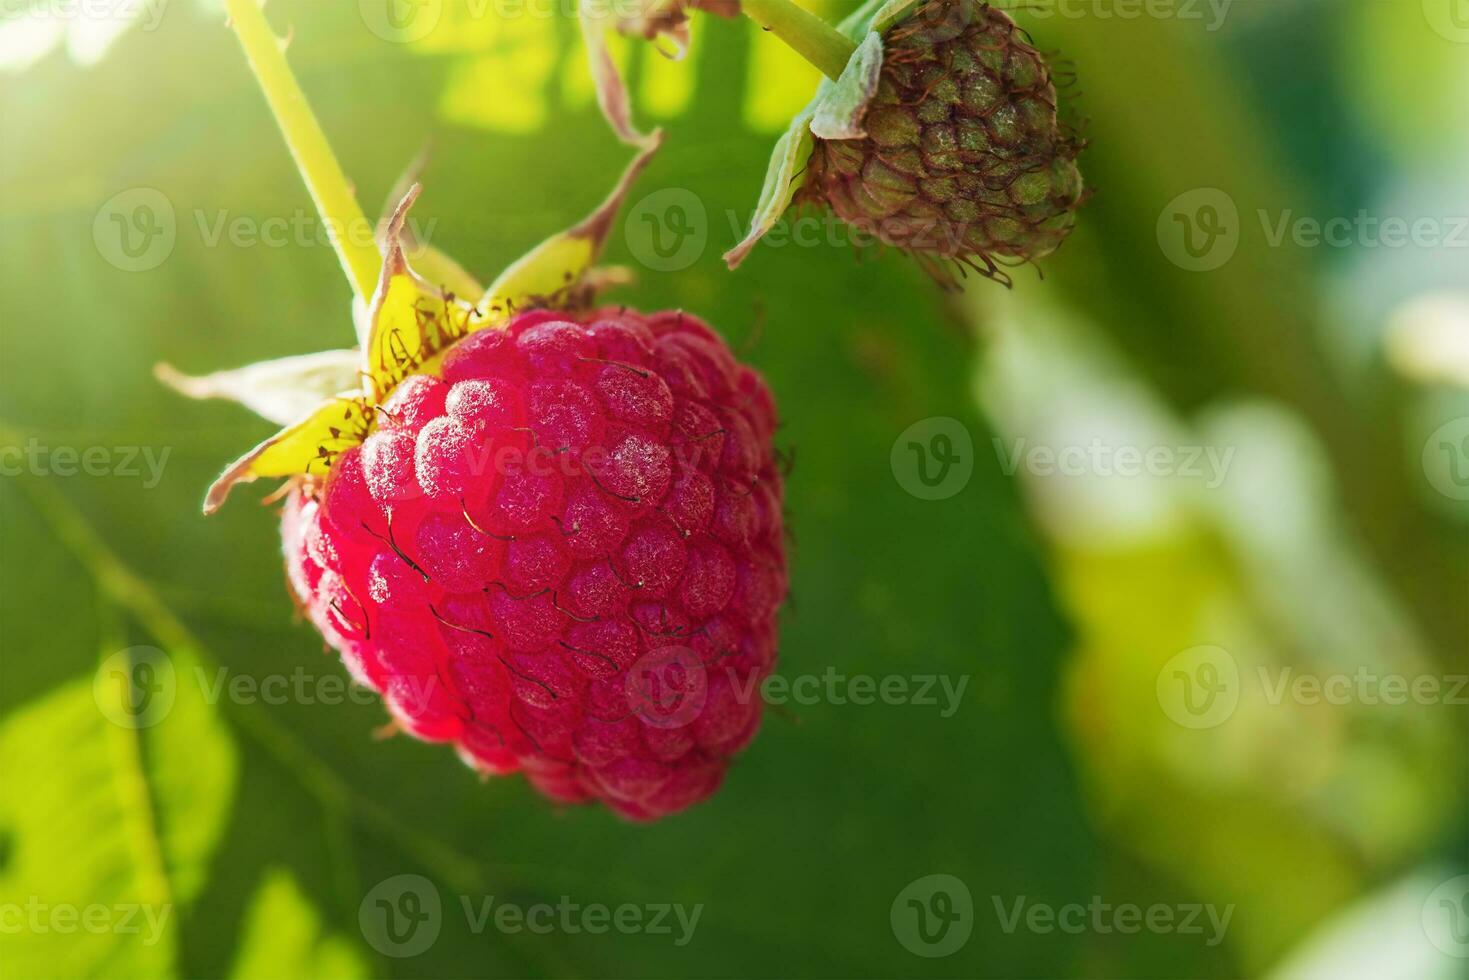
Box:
left=224, top=0, right=381, bottom=305
left=741, top=0, right=855, bottom=81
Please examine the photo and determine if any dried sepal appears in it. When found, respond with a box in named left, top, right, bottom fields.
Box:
left=580, top=0, right=659, bottom=148
left=580, top=0, right=737, bottom=146
left=154, top=351, right=360, bottom=427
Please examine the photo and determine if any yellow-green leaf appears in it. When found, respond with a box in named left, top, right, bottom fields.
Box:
left=0, top=645, right=237, bottom=978
left=229, top=869, right=368, bottom=980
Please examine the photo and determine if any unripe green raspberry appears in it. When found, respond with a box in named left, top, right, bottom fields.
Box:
left=803, top=0, right=1083, bottom=279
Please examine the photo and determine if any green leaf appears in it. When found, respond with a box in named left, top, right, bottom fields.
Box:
left=229, top=868, right=368, bottom=980
left=0, top=645, right=237, bottom=978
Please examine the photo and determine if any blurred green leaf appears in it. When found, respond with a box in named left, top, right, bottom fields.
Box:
left=1345, top=4, right=1469, bottom=165
left=0, top=638, right=237, bottom=977
left=229, top=868, right=368, bottom=979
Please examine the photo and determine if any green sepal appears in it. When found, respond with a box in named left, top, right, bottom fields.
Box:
left=726, top=12, right=900, bottom=268
left=810, top=32, right=884, bottom=140
left=852, top=0, right=926, bottom=36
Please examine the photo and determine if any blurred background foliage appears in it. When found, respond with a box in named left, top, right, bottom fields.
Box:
left=0, top=0, right=1465, bottom=977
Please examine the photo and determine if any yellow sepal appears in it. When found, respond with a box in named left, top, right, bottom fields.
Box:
left=203, top=396, right=370, bottom=515
left=362, top=186, right=478, bottom=401
left=477, top=130, right=663, bottom=320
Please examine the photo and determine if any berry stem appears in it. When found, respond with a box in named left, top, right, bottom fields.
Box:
left=223, top=0, right=381, bottom=305
left=741, top=0, right=855, bottom=81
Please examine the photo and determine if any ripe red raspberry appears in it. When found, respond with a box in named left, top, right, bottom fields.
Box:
left=280, top=307, right=787, bottom=820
